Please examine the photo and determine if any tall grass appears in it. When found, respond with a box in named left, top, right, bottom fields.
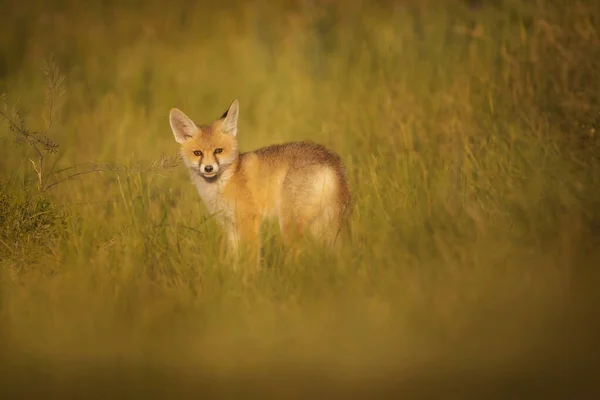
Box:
left=1, top=0, right=599, bottom=396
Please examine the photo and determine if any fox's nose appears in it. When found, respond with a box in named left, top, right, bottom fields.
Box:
left=204, top=165, right=214, bottom=173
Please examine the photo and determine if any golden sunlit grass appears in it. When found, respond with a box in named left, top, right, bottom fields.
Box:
left=1, top=0, right=599, bottom=397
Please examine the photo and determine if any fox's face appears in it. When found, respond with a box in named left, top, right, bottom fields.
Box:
left=169, top=100, right=239, bottom=181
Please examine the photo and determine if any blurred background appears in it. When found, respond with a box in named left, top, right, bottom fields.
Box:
left=1, top=0, right=599, bottom=397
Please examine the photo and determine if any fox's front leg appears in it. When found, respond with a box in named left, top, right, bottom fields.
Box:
left=223, top=217, right=261, bottom=270
left=224, top=226, right=240, bottom=264
left=236, top=215, right=262, bottom=270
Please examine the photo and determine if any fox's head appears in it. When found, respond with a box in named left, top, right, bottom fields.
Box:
left=169, top=99, right=239, bottom=182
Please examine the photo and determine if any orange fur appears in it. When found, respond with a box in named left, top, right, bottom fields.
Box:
left=169, top=99, right=352, bottom=266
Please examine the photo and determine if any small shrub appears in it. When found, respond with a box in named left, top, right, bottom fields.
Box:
left=0, top=182, right=66, bottom=260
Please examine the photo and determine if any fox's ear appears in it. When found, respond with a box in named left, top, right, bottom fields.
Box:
left=220, top=99, right=239, bottom=137
left=169, top=108, right=198, bottom=143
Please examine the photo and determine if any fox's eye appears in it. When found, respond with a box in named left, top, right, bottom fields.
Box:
left=193, top=150, right=203, bottom=157
left=214, top=148, right=223, bottom=154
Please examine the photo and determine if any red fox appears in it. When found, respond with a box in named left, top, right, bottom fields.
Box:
left=169, top=99, right=352, bottom=264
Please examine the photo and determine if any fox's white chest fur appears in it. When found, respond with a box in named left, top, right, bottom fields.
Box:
left=189, top=172, right=235, bottom=225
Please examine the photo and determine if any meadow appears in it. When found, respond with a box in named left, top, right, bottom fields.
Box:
left=1, top=0, right=599, bottom=397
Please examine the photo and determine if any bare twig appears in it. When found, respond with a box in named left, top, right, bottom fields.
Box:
left=0, top=56, right=63, bottom=191
left=1, top=58, right=180, bottom=194
left=43, top=169, right=108, bottom=191
left=43, top=150, right=66, bottom=190
left=49, top=161, right=99, bottom=176
left=42, top=153, right=181, bottom=192
left=0, top=106, right=56, bottom=155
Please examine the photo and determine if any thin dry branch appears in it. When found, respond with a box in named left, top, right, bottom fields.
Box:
left=42, top=153, right=181, bottom=192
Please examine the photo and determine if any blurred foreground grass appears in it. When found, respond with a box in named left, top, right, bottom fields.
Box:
left=1, top=0, right=600, bottom=397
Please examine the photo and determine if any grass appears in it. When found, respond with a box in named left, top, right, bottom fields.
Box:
left=1, top=0, right=600, bottom=397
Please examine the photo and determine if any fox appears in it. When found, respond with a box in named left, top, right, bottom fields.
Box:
left=169, top=99, right=352, bottom=265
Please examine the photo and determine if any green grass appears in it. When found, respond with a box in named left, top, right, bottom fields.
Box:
left=1, top=0, right=599, bottom=396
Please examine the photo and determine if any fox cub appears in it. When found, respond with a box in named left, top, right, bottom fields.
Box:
left=169, top=99, right=352, bottom=261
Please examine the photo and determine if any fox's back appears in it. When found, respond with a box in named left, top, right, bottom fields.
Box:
left=250, top=141, right=343, bottom=167
left=230, top=141, right=351, bottom=221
